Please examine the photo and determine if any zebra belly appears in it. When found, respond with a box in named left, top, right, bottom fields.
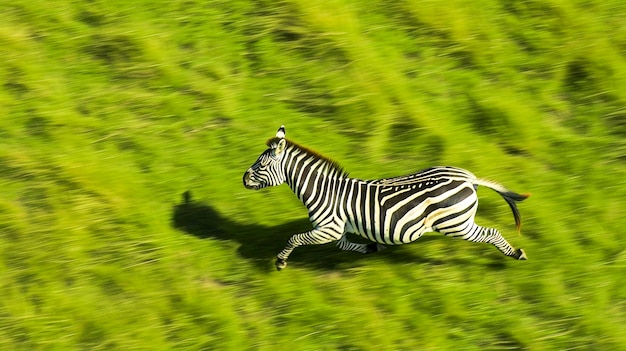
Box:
left=343, top=192, right=432, bottom=245
left=344, top=213, right=427, bottom=245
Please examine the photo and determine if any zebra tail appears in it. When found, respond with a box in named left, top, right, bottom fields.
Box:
left=473, top=178, right=530, bottom=233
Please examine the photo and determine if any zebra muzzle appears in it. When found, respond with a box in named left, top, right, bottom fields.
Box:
left=243, top=169, right=260, bottom=190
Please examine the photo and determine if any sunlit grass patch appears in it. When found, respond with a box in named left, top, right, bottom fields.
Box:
left=0, top=0, right=624, bottom=349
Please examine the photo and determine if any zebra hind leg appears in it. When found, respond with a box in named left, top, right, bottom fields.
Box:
left=457, top=224, right=527, bottom=260
left=365, top=243, right=387, bottom=253
left=337, top=234, right=386, bottom=254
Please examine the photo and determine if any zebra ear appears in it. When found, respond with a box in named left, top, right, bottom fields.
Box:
left=275, top=125, right=286, bottom=139
left=275, top=138, right=287, bottom=155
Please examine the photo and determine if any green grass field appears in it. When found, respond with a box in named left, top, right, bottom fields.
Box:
left=1, top=0, right=625, bottom=349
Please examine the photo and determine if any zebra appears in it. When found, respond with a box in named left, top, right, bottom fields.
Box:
left=243, top=125, right=530, bottom=270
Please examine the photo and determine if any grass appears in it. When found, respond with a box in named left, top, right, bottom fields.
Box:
left=1, top=0, right=625, bottom=349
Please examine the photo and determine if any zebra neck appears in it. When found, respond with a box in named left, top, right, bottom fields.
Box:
left=284, top=153, right=348, bottom=207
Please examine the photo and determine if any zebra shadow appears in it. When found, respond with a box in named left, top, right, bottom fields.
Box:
left=171, top=191, right=508, bottom=272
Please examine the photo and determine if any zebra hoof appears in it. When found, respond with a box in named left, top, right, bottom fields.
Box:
left=275, top=258, right=287, bottom=271
left=516, top=249, right=527, bottom=260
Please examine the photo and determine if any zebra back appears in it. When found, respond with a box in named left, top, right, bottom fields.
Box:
left=373, top=166, right=476, bottom=187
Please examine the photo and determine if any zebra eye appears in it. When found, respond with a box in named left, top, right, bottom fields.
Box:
left=260, top=157, right=272, bottom=167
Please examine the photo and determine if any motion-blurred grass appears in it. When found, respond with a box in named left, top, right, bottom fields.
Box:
left=1, top=0, right=625, bottom=349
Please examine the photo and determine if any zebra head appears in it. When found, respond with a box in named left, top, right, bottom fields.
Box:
left=243, top=125, right=288, bottom=190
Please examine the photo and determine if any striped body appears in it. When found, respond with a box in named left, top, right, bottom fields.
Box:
left=244, top=126, right=529, bottom=270
left=342, top=167, right=478, bottom=245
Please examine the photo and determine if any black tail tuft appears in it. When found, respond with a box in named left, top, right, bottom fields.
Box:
left=501, top=192, right=530, bottom=232
left=503, top=192, right=531, bottom=202
left=472, top=179, right=529, bottom=233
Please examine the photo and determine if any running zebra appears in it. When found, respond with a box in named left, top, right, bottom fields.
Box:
left=243, top=126, right=529, bottom=270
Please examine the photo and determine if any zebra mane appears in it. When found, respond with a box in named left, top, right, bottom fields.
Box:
left=266, top=137, right=349, bottom=177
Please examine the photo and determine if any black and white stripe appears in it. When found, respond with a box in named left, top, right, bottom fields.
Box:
left=243, top=126, right=529, bottom=270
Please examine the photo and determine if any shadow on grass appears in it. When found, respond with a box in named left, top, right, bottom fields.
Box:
left=171, top=191, right=508, bottom=272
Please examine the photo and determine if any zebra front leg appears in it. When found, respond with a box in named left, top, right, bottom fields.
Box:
left=276, top=228, right=342, bottom=271
left=459, top=224, right=527, bottom=260
left=336, top=234, right=386, bottom=254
